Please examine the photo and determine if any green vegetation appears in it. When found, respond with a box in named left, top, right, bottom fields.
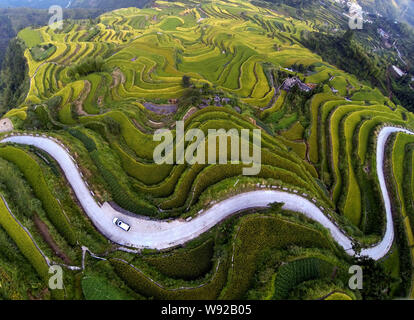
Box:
left=110, top=257, right=229, bottom=300
left=81, top=275, right=132, bottom=300
left=144, top=239, right=214, bottom=280
left=68, top=56, right=105, bottom=79
left=0, top=146, right=77, bottom=245
left=0, top=38, right=28, bottom=115
left=0, top=197, right=49, bottom=281
left=220, top=213, right=337, bottom=299
left=303, top=31, right=387, bottom=94
left=0, top=14, right=15, bottom=69
left=324, top=292, right=352, bottom=300
left=30, top=44, right=56, bottom=62
left=271, top=257, right=340, bottom=299
left=18, top=27, right=43, bottom=48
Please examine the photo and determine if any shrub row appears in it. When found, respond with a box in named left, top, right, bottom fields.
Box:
left=30, top=44, right=56, bottom=62
left=0, top=146, right=77, bottom=245
left=67, top=128, right=97, bottom=152
left=144, top=239, right=214, bottom=280
left=89, top=150, right=156, bottom=216
left=272, top=257, right=334, bottom=299
left=220, top=214, right=334, bottom=299
left=0, top=197, right=49, bottom=281
left=110, top=257, right=228, bottom=300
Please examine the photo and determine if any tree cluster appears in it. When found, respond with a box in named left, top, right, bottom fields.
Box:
left=0, top=38, right=28, bottom=115
left=67, top=56, right=105, bottom=79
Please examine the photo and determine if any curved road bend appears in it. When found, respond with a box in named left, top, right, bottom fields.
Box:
left=1, top=127, right=413, bottom=260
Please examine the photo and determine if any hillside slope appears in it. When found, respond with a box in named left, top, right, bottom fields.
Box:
left=360, top=0, right=414, bottom=26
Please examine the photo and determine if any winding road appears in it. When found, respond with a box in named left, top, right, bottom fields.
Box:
left=1, top=126, right=413, bottom=260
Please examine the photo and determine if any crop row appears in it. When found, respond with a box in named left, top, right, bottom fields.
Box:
left=0, top=146, right=77, bottom=245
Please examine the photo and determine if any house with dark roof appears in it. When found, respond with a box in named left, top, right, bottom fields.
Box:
left=281, top=77, right=313, bottom=92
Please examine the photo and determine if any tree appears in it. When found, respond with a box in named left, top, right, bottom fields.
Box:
left=182, top=75, right=191, bottom=88
left=342, top=29, right=355, bottom=44
left=352, top=255, right=392, bottom=300
left=351, top=240, right=362, bottom=257
left=0, top=15, right=15, bottom=68
left=0, top=38, right=28, bottom=115
left=68, top=56, right=105, bottom=79
left=268, top=201, right=284, bottom=212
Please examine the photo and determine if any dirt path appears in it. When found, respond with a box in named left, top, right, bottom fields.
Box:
left=110, top=68, right=126, bottom=89
left=33, top=213, right=72, bottom=265
left=73, top=80, right=91, bottom=116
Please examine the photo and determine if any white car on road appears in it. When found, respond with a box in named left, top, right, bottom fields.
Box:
left=113, top=218, right=131, bottom=232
